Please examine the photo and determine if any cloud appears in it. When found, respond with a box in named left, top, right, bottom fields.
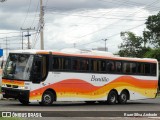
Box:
left=1, top=0, right=160, bottom=13
left=0, top=0, right=160, bottom=57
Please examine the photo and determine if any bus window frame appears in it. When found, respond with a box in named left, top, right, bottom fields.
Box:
left=52, top=55, right=71, bottom=72
left=50, top=55, right=157, bottom=77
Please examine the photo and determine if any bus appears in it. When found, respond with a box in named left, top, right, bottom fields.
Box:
left=1, top=49, right=159, bottom=105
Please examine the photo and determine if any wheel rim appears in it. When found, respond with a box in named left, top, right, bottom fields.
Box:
left=121, top=93, right=127, bottom=102
left=44, top=94, right=52, bottom=104
left=110, top=94, right=116, bottom=103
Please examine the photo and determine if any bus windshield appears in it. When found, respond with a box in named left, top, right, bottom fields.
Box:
left=3, top=54, right=34, bottom=80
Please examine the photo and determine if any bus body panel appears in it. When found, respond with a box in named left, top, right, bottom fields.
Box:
left=28, top=72, right=158, bottom=102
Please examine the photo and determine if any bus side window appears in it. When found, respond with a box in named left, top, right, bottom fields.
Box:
left=107, top=61, right=115, bottom=72
left=97, top=60, right=106, bottom=72
left=137, top=63, right=144, bottom=74
left=123, top=63, right=131, bottom=73
left=90, top=60, right=98, bottom=72
left=53, top=57, right=59, bottom=70
left=63, top=58, right=71, bottom=70
left=151, top=64, right=157, bottom=76
left=131, top=63, right=136, bottom=74
left=72, top=59, right=80, bottom=71
left=144, top=63, right=151, bottom=75
left=115, top=62, right=122, bottom=72
left=81, top=59, right=89, bottom=71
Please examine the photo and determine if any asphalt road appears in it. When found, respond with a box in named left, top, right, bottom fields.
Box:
left=0, top=98, right=160, bottom=120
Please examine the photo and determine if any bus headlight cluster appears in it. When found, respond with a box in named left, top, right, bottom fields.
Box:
left=2, top=84, right=6, bottom=87
left=19, top=86, right=25, bottom=89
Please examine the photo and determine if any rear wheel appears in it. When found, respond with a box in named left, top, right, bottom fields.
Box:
left=118, top=91, right=128, bottom=104
left=40, top=91, right=54, bottom=106
left=107, top=91, right=117, bottom=105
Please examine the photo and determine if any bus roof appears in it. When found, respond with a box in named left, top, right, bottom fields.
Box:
left=9, top=49, right=158, bottom=63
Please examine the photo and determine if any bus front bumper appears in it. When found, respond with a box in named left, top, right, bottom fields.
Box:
left=2, top=87, right=29, bottom=100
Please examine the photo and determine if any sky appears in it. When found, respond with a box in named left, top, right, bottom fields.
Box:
left=0, top=0, right=160, bottom=57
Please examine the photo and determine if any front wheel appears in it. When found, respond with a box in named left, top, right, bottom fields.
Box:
left=107, top=91, right=117, bottom=105
left=118, top=91, right=128, bottom=104
left=40, top=91, right=54, bottom=106
left=18, top=99, right=30, bottom=105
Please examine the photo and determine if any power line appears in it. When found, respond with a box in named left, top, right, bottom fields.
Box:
left=0, top=32, right=37, bottom=40
left=21, top=0, right=32, bottom=28
left=30, top=0, right=40, bottom=28
left=48, top=12, right=146, bottom=21
left=76, top=23, right=145, bottom=48
left=0, top=31, right=20, bottom=34
left=73, top=0, right=159, bottom=40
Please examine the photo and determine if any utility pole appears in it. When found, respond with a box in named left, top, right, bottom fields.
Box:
left=21, top=27, right=35, bottom=49
left=21, top=32, right=24, bottom=50
left=40, top=0, right=44, bottom=50
left=4, top=37, right=9, bottom=57
left=102, top=39, right=108, bottom=51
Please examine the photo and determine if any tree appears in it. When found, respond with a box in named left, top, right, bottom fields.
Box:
left=144, top=48, right=160, bottom=61
left=145, top=12, right=160, bottom=48
left=0, top=0, right=7, bottom=2
left=118, top=31, right=148, bottom=57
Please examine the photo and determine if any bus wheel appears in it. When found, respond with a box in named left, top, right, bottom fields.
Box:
left=118, top=91, right=128, bottom=104
left=40, top=91, right=54, bottom=106
left=18, top=99, right=29, bottom=105
left=107, top=91, right=117, bottom=105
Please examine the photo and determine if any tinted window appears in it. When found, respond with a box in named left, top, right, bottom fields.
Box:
left=115, top=62, right=122, bottom=72
left=90, top=60, right=106, bottom=72
left=144, top=63, right=151, bottom=75
left=53, top=57, right=71, bottom=70
left=72, top=58, right=89, bottom=71
left=151, top=64, right=157, bottom=76
left=137, top=63, right=144, bottom=74
left=123, top=63, right=131, bottom=73
left=106, top=61, right=115, bottom=72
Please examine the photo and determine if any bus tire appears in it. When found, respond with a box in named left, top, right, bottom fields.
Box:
left=18, top=99, right=30, bottom=105
left=107, top=91, right=117, bottom=105
left=40, top=91, right=54, bottom=106
left=118, top=91, right=128, bottom=104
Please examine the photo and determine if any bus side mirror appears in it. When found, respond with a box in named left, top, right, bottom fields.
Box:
left=31, top=56, right=43, bottom=84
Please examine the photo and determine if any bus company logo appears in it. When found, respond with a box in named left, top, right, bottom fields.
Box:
left=91, top=75, right=109, bottom=82
left=2, top=112, right=12, bottom=117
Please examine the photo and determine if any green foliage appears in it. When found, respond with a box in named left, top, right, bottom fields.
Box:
left=145, top=12, right=160, bottom=47
left=118, top=11, right=160, bottom=58
left=118, top=31, right=149, bottom=57
left=144, top=48, right=160, bottom=61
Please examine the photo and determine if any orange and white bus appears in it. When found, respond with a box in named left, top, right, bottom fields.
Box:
left=1, top=49, right=159, bottom=105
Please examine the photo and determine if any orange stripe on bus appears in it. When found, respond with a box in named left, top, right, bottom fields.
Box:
left=2, top=79, right=25, bottom=86
left=29, top=76, right=158, bottom=98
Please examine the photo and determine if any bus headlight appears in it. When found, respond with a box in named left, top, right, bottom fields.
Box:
left=19, top=86, right=25, bottom=89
